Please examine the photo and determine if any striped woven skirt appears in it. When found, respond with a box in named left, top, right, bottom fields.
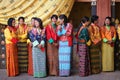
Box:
left=46, top=42, right=58, bottom=76
left=90, top=43, right=101, bottom=74
left=78, top=43, right=90, bottom=76
left=32, top=47, right=46, bottom=78
left=59, top=41, right=71, bottom=76
left=17, top=42, right=28, bottom=73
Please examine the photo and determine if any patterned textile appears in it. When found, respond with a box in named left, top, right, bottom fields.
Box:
left=90, top=43, right=101, bottom=74
left=59, top=41, right=71, bottom=76
left=17, top=42, right=28, bottom=73
left=46, top=42, right=58, bottom=76
left=32, top=47, right=46, bottom=77
left=78, top=44, right=90, bottom=76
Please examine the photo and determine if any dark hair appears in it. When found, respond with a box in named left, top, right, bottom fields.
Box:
left=31, top=17, right=37, bottom=20
left=91, top=15, right=99, bottom=23
left=104, top=16, right=112, bottom=26
left=51, top=14, right=58, bottom=20
left=34, top=18, right=43, bottom=29
left=7, top=18, right=15, bottom=27
left=59, top=14, right=68, bottom=26
left=18, top=16, right=25, bottom=22
left=81, top=16, right=89, bottom=23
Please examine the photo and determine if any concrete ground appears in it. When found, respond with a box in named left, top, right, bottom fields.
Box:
left=1, top=69, right=120, bottom=80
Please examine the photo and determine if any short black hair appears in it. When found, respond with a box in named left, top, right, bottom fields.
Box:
left=7, top=18, right=15, bottom=27
left=59, top=14, right=68, bottom=26
left=18, top=16, right=25, bottom=22
left=91, top=15, right=99, bottom=23
left=81, top=16, right=89, bottom=23
left=51, top=14, right=58, bottom=20
left=34, top=18, right=43, bottom=29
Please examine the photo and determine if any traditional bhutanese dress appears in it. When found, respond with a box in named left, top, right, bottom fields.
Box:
left=27, top=25, right=33, bottom=75
left=101, top=26, right=116, bottom=71
left=17, top=24, right=28, bottom=73
left=46, top=23, right=58, bottom=76
left=4, top=26, right=19, bottom=76
left=57, top=23, right=73, bottom=76
left=28, top=27, right=46, bottom=78
left=88, top=23, right=101, bottom=74
left=77, top=26, right=91, bottom=76
left=115, top=25, right=120, bottom=70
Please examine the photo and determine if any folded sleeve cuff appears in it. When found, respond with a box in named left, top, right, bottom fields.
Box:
left=48, top=38, right=54, bottom=44
left=32, top=40, right=39, bottom=47
left=103, top=38, right=108, bottom=42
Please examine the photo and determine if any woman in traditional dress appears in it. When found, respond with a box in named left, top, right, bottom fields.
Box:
left=77, top=16, right=91, bottom=76
left=28, top=18, right=46, bottom=78
left=27, top=17, right=36, bottom=75
left=4, top=18, right=19, bottom=76
left=88, top=15, right=101, bottom=74
left=57, top=14, right=73, bottom=76
left=46, top=15, right=58, bottom=76
left=17, top=17, right=28, bottom=73
left=101, top=17, right=116, bottom=71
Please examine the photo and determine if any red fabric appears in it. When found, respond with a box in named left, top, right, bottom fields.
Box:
left=28, top=44, right=33, bottom=75
left=40, top=46, right=45, bottom=52
left=11, top=38, right=18, bottom=44
left=57, top=23, right=73, bottom=47
left=46, top=24, right=58, bottom=42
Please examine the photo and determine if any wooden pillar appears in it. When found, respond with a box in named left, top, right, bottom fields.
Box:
left=97, top=0, right=111, bottom=26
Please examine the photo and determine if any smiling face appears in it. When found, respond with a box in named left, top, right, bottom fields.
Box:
left=51, top=17, right=57, bottom=24
left=35, top=20, right=39, bottom=28
left=19, top=19, right=24, bottom=25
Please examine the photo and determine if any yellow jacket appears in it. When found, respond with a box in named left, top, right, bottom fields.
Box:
left=4, top=27, right=17, bottom=44
left=17, top=24, right=28, bottom=42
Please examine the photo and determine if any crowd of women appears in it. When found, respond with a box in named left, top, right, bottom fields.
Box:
left=4, top=14, right=120, bottom=78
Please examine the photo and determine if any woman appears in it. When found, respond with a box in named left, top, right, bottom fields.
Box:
left=57, top=14, right=73, bottom=76
left=76, top=16, right=91, bottom=76
left=101, top=17, right=116, bottom=71
left=28, top=18, right=46, bottom=78
left=46, top=15, right=58, bottom=76
left=28, top=17, right=36, bottom=75
left=88, top=15, right=101, bottom=74
left=4, top=18, right=19, bottom=76
left=17, top=17, right=28, bottom=73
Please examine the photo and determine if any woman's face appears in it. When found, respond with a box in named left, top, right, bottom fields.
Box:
left=35, top=20, right=39, bottom=28
left=105, top=18, right=110, bottom=26
left=58, top=18, right=64, bottom=25
left=31, top=19, right=35, bottom=26
left=52, top=17, right=57, bottom=23
left=19, top=19, right=24, bottom=25
left=12, top=20, right=15, bottom=26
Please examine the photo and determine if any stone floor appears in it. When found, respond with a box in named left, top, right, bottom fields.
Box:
left=1, top=69, right=120, bottom=80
